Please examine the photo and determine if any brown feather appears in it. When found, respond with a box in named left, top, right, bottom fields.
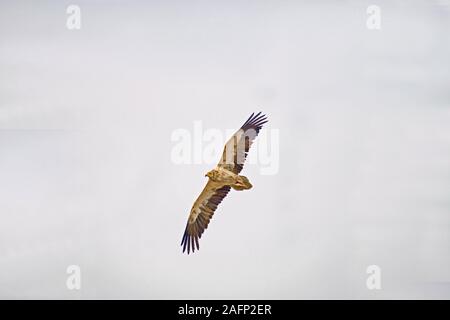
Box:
left=181, top=181, right=231, bottom=254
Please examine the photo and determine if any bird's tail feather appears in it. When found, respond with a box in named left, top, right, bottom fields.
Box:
left=232, top=175, right=253, bottom=190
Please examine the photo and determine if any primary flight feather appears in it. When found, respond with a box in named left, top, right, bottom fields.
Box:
left=181, top=112, right=268, bottom=254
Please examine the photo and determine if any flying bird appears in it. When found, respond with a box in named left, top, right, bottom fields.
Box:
left=181, top=112, right=268, bottom=254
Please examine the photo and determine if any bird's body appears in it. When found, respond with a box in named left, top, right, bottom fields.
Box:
left=181, top=112, right=268, bottom=254
left=206, top=167, right=253, bottom=191
left=187, top=168, right=252, bottom=225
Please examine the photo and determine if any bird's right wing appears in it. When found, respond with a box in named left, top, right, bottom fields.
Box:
left=217, top=112, right=268, bottom=174
left=181, top=180, right=231, bottom=254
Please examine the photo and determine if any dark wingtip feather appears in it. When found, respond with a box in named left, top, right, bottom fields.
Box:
left=187, top=233, right=191, bottom=254
left=181, top=223, right=190, bottom=253
left=194, top=236, right=199, bottom=251
left=242, top=112, right=255, bottom=127
left=242, top=112, right=268, bottom=131
left=180, top=227, right=186, bottom=246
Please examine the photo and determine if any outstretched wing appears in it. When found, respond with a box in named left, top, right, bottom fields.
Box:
left=218, top=112, right=268, bottom=174
left=181, top=180, right=231, bottom=254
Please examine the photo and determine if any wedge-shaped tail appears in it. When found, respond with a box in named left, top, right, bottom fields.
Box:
left=232, top=175, right=253, bottom=191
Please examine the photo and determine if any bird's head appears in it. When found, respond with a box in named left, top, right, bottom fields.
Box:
left=205, top=170, right=215, bottom=179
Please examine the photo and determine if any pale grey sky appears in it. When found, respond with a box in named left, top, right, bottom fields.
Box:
left=1, top=0, right=449, bottom=299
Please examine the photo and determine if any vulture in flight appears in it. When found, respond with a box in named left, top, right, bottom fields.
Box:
left=181, top=112, right=268, bottom=254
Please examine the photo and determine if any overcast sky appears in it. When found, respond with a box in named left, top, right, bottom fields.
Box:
left=1, top=0, right=450, bottom=299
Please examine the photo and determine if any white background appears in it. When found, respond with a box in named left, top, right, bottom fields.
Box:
left=1, top=0, right=449, bottom=299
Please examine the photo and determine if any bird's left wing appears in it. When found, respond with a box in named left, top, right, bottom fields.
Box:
left=181, top=180, right=231, bottom=254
